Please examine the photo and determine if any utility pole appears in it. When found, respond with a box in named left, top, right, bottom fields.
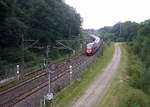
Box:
left=21, top=33, right=25, bottom=72
left=79, top=34, right=82, bottom=50
left=21, top=33, right=39, bottom=73
left=45, top=45, right=53, bottom=101
left=119, top=23, right=122, bottom=37
left=46, top=45, right=50, bottom=94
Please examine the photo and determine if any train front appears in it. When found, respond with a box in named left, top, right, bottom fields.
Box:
left=85, top=43, right=94, bottom=56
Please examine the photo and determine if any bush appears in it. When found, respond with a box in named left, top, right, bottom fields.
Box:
left=125, top=46, right=150, bottom=94
left=139, top=68, right=150, bottom=94
left=118, top=91, right=150, bottom=107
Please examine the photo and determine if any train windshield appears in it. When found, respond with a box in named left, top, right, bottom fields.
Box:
left=86, top=43, right=93, bottom=49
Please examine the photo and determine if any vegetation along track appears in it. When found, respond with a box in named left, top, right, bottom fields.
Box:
left=0, top=53, right=89, bottom=107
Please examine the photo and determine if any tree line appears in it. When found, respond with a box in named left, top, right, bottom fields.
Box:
left=0, top=0, right=82, bottom=70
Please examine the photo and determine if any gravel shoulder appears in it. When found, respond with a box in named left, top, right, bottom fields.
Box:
left=71, top=43, right=121, bottom=107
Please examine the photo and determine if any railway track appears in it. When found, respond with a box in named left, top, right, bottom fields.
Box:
left=0, top=54, right=89, bottom=107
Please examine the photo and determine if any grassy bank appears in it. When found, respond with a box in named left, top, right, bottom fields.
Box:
left=45, top=44, right=115, bottom=107
left=95, top=44, right=150, bottom=107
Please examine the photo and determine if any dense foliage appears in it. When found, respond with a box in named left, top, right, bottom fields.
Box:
left=131, top=24, right=150, bottom=69
left=97, top=21, right=140, bottom=42
left=97, top=20, right=150, bottom=94
left=0, top=0, right=82, bottom=65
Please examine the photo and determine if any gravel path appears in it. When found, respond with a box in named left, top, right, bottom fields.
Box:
left=72, top=43, right=121, bottom=107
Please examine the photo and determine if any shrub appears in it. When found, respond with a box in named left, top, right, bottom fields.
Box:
left=118, top=90, right=150, bottom=107
left=125, top=46, right=150, bottom=94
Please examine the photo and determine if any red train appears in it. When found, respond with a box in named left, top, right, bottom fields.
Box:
left=85, top=35, right=101, bottom=56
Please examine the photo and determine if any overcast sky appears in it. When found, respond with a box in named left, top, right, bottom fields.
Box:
left=65, top=0, right=150, bottom=29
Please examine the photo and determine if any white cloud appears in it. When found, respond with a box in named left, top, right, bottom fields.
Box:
left=65, top=0, right=150, bottom=29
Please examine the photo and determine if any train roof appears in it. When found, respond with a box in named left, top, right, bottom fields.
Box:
left=87, top=42, right=94, bottom=46
left=90, top=35, right=100, bottom=44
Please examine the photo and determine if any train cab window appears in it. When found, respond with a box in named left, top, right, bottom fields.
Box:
left=87, top=43, right=93, bottom=49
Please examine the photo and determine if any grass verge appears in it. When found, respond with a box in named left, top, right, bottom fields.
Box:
left=95, top=43, right=150, bottom=107
left=45, top=43, right=115, bottom=107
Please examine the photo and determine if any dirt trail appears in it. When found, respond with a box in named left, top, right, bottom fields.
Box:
left=72, top=43, right=121, bottom=107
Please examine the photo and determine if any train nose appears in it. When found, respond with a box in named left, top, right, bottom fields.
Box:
left=86, top=49, right=92, bottom=53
